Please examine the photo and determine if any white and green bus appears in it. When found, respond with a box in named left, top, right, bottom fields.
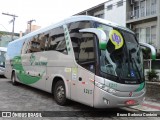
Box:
left=0, top=47, right=7, bottom=76
left=5, top=16, right=156, bottom=108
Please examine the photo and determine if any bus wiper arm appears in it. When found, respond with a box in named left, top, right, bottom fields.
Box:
left=132, top=58, right=141, bottom=82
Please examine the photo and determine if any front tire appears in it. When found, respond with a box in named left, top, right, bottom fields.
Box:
left=54, top=80, right=67, bottom=106
left=11, top=72, right=18, bottom=85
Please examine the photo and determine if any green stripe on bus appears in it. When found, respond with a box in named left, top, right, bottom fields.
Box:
left=135, top=82, right=145, bottom=92
left=12, top=56, right=42, bottom=84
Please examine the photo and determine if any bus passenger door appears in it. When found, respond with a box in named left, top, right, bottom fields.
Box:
left=71, top=32, right=96, bottom=107
left=77, top=66, right=95, bottom=106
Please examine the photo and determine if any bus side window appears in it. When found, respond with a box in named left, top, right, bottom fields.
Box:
left=68, top=21, right=91, bottom=61
left=24, top=33, right=49, bottom=53
left=29, top=36, right=41, bottom=53
left=39, top=34, right=49, bottom=51
left=47, top=26, right=68, bottom=55
left=78, top=33, right=95, bottom=73
left=67, top=21, right=95, bottom=73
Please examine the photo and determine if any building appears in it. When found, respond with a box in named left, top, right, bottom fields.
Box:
left=76, top=0, right=160, bottom=52
left=104, top=0, right=126, bottom=27
left=25, top=24, right=41, bottom=34
left=77, top=2, right=105, bottom=19
left=75, top=0, right=126, bottom=26
left=126, top=0, right=160, bottom=52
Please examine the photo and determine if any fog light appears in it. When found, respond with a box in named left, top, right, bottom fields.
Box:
left=103, top=98, right=110, bottom=105
left=125, top=100, right=136, bottom=105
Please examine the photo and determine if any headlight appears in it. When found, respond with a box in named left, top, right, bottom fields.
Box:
left=95, top=81, right=117, bottom=94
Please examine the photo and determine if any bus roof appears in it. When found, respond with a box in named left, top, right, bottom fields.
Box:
left=0, top=47, right=7, bottom=52
left=10, top=15, right=134, bottom=44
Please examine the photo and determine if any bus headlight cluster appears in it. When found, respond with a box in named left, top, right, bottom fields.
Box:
left=95, top=81, right=117, bottom=94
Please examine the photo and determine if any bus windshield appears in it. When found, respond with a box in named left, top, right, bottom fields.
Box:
left=95, top=22, right=144, bottom=84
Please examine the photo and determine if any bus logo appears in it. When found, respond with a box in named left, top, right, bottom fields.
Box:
left=30, top=54, right=35, bottom=65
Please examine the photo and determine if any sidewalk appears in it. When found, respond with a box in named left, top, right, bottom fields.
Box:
left=128, top=82, right=160, bottom=115
left=128, top=100, right=160, bottom=116
left=130, top=101, right=160, bottom=111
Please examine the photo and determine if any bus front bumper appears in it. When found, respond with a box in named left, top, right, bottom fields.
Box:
left=93, top=86, right=146, bottom=108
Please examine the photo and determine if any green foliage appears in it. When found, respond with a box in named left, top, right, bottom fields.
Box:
left=0, top=31, right=5, bottom=37
left=147, top=69, right=159, bottom=81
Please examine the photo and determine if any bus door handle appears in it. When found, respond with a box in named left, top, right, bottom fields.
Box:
left=79, top=77, right=82, bottom=81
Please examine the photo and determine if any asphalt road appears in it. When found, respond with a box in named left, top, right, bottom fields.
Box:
left=0, top=76, right=159, bottom=120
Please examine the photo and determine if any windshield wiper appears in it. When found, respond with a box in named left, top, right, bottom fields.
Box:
left=128, top=49, right=141, bottom=83
left=132, top=58, right=141, bottom=82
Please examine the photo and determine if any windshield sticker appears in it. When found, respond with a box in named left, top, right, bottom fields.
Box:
left=72, top=67, right=78, bottom=80
left=130, top=70, right=135, bottom=77
left=109, top=30, right=124, bottom=49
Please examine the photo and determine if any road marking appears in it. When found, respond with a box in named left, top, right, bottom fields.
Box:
left=142, top=103, right=160, bottom=110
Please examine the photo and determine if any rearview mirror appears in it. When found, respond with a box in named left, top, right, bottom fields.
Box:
left=139, top=42, right=156, bottom=60
left=79, top=28, right=108, bottom=50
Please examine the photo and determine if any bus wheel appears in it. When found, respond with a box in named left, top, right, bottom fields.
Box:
left=54, top=80, right=67, bottom=106
left=11, top=72, right=18, bottom=85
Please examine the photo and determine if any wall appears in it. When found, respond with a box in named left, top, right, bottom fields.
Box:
left=157, top=0, right=160, bottom=52
left=104, top=0, right=126, bottom=26
left=93, top=10, right=104, bottom=18
left=133, top=21, right=158, bottom=46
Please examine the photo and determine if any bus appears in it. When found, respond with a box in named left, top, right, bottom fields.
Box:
left=5, top=16, right=156, bottom=108
left=0, top=47, right=7, bottom=76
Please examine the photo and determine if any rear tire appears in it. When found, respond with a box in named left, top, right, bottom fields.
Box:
left=11, top=72, right=18, bottom=85
left=54, top=80, right=67, bottom=106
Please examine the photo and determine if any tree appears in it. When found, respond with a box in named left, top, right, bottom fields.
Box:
left=0, top=31, right=5, bottom=37
left=147, top=69, right=158, bottom=82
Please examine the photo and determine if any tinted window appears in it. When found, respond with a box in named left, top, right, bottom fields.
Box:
left=67, top=21, right=95, bottom=73
left=47, top=26, right=67, bottom=54
left=117, top=0, right=123, bottom=7
left=22, top=26, right=67, bottom=55
left=107, top=5, right=113, bottom=10
left=24, top=33, right=49, bottom=53
left=79, top=33, right=95, bottom=63
left=68, top=21, right=91, bottom=61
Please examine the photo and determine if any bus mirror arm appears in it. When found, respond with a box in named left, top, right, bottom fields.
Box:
left=139, top=42, right=156, bottom=60
left=79, top=28, right=108, bottom=50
